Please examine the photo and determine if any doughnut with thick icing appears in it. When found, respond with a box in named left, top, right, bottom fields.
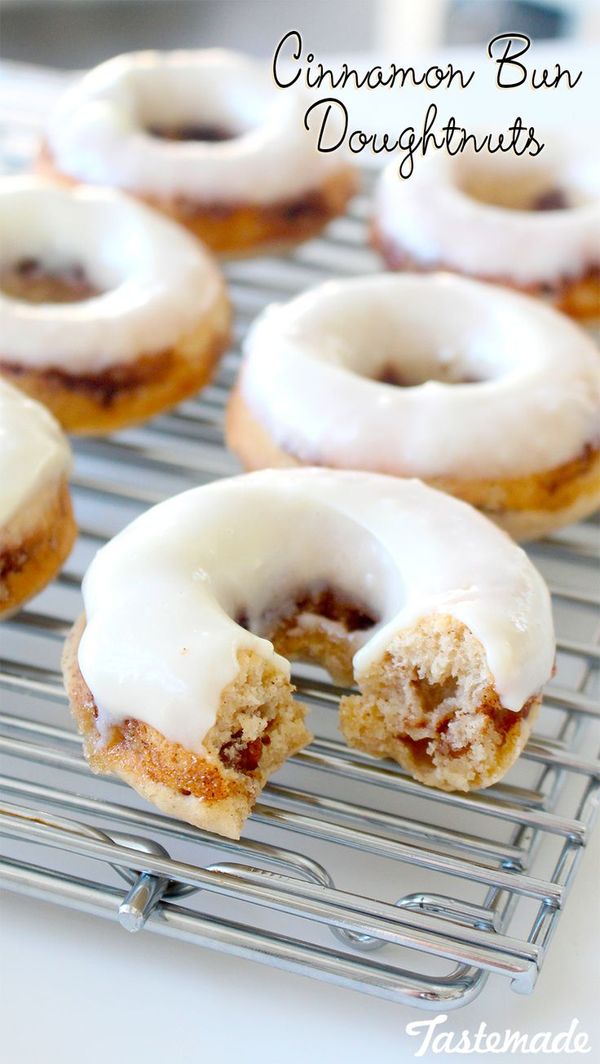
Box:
left=373, top=145, right=600, bottom=322
left=0, top=177, right=230, bottom=434
left=40, top=50, right=357, bottom=256
left=0, top=379, right=75, bottom=618
left=62, top=470, right=555, bottom=836
left=227, top=274, right=600, bottom=540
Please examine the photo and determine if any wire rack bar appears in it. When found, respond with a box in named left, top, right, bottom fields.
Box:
left=0, top=855, right=490, bottom=1010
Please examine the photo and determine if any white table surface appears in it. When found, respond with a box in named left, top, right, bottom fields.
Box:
left=1, top=40, right=599, bottom=1063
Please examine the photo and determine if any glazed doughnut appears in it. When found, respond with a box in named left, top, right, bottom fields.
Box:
left=0, top=379, right=75, bottom=619
left=40, top=50, right=357, bottom=256
left=227, top=274, right=600, bottom=540
left=373, top=145, right=600, bottom=322
left=0, top=177, right=230, bottom=434
left=62, top=470, right=554, bottom=836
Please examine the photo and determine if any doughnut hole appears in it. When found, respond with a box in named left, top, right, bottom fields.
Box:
left=235, top=590, right=536, bottom=793
left=0, top=189, right=162, bottom=305
left=452, top=152, right=597, bottom=212
left=299, top=278, right=521, bottom=389
left=375, top=362, right=484, bottom=386
left=146, top=123, right=236, bottom=142
left=126, top=60, right=270, bottom=145
left=0, top=257, right=102, bottom=304
left=340, top=614, right=539, bottom=792
left=263, top=585, right=379, bottom=687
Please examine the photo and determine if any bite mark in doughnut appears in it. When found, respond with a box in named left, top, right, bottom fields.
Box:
left=0, top=258, right=101, bottom=304
left=63, top=622, right=308, bottom=840
left=0, top=178, right=231, bottom=434
left=62, top=471, right=555, bottom=837
left=228, top=274, right=600, bottom=540
left=339, top=616, right=539, bottom=793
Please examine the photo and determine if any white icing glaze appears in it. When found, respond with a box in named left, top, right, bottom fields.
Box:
left=0, top=378, right=72, bottom=528
left=239, top=273, right=600, bottom=479
left=376, top=144, right=600, bottom=285
left=46, top=50, right=344, bottom=204
left=78, top=469, right=555, bottom=754
left=0, top=177, right=223, bottom=373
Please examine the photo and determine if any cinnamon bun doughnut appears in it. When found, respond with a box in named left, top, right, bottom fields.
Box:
left=0, top=178, right=230, bottom=434
left=373, top=144, right=600, bottom=323
left=63, top=470, right=554, bottom=836
left=228, top=274, right=600, bottom=540
left=40, top=50, right=356, bottom=256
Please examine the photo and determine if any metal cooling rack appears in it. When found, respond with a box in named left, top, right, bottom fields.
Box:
left=0, top=88, right=599, bottom=1007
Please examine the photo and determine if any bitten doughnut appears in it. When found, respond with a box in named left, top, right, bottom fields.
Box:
left=227, top=274, right=600, bottom=540
left=40, top=49, right=357, bottom=256
left=0, top=379, right=75, bottom=619
left=373, top=145, right=600, bottom=322
left=62, top=470, right=554, bottom=836
left=0, top=177, right=230, bottom=434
